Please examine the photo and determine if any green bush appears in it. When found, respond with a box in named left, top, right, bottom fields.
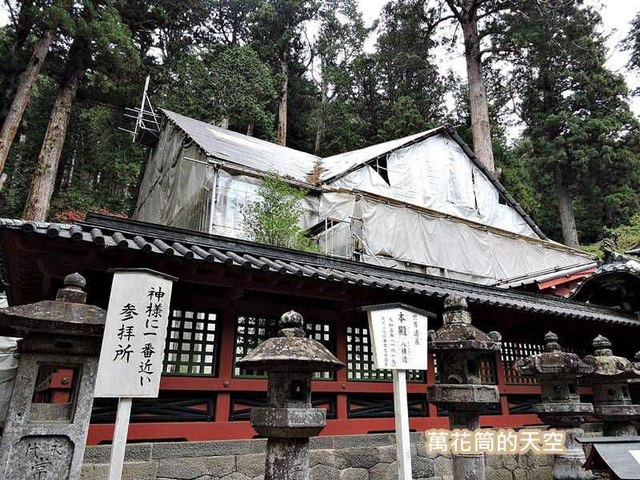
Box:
left=240, top=173, right=318, bottom=253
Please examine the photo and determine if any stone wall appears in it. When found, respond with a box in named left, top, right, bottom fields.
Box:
left=81, top=432, right=553, bottom=480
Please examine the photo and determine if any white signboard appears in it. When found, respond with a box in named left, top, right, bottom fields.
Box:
left=364, top=303, right=433, bottom=480
left=367, top=306, right=430, bottom=370
left=95, top=270, right=175, bottom=398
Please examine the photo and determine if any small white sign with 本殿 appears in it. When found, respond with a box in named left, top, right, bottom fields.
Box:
left=364, top=304, right=433, bottom=480
left=95, top=269, right=175, bottom=398
left=367, top=305, right=430, bottom=371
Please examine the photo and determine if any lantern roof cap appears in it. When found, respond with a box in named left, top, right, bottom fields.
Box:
left=583, top=335, right=640, bottom=380
left=516, top=331, right=593, bottom=377
left=0, top=273, right=105, bottom=337
left=236, top=311, right=345, bottom=372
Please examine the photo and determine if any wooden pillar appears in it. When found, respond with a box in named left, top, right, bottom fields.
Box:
left=427, top=353, right=438, bottom=418
left=494, top=351, right=510, bottom=418
left=215, top=301, right=236, bottom=422
left=336, top=311, right=349, bottom=421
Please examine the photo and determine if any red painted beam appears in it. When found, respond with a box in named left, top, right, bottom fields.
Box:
left=86, top=413, right=544, bottom=445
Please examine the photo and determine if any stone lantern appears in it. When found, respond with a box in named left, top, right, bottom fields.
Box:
left=0, top=273, right=106, bottom=480
left=236, top=310, right=344, bottom=480
left=582, top=334, right=640, bottom=436
left=427, top=295, right=501, bottom=480
left=515, top=331, right=594, bottom=480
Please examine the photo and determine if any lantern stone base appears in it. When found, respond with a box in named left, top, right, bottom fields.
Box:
left=593, top=404, right=640, bottom=421
left=427, top=384, right=500, bottom=409
left=534, top=402, right=593, bottom=428
left=552, top=428, right=593, bottom=480
left=250, top=408, right=326, bottom=438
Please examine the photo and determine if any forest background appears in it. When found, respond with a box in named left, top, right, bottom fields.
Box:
left=1, top=0, right=640, bottom=251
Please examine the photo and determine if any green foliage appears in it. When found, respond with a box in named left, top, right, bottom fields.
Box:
left=495, top=1, right=640, bottom=244
left=240, top=173, right=318, bottom=252
left=378, top=96, right=428, bottom=141
left=48, top=104, right=146, bottom=218
left=582, top=214, right=640, bottom=258
left=0, top=75, right=58, bottom=217
left=624, top=11, right=640, bottom=79
left=375, top=0, right=445, bottom=129
left=164, top=45, right=277, bottom=134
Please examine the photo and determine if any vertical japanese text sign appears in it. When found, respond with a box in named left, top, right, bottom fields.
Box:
left=366, top=304, right=432, bottom=371
left=95, top=269, right=177, bottom=398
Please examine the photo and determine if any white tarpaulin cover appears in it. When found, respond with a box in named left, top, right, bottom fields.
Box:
left=134, top=122, right=215, bottom=229
left=320, top=129, right=441, bottom=181
left=329, top=136, right=536, bottom=237
left=359, top=198, right=592, bottom=284
left=164, top=110, right=319, bottom=183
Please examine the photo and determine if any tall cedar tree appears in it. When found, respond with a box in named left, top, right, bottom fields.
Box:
left=312, top=0, right=368, bottom=154
left=499, top=1, right=640, bottom=246
left=375, top=0, right=446, bottom=141
left=430, top=0, right=511, bottom=172
left=0, top=0, right=74, bottom=184
left=251, top=0, right=318, bottom=146
left=23, top=1, right=139, bottom=221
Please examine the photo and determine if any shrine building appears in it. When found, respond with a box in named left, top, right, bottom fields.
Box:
left=0, top=111, right=636, bottom=444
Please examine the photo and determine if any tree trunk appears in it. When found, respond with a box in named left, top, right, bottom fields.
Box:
left=277, top=52, right=288, bottom=146
left=246, top=121, right=254, bottom=136
left=1, top=0, right=36, bottom=119
left=459, top=8, right=495, bottom=172
left=23, top=67, right=84, bottom=221
left=314, top=77, right=328, bottom=155
left=554, top=167, right=579, bottom=247
left=0, top=31, right=52, bottom=178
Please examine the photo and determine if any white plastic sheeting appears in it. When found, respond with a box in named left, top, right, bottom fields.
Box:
left=0, top=336, right=19, bottom=427
left=164, top=110, right=318, bottom=183
left=134, top=122, right=214, bottom=227
left=359, top=199, right=593, bottom=284
left=132, top=116, right=594, bottom=286
left=330, top=136, right=536, bottom=237
left=320, top=129, right=440, bottom=181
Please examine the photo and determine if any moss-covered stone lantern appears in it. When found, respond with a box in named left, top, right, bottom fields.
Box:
left=515, top=331, right=594, bottom=480
left=236, top=310, right=344, bottom=480
left=427, top=294, right=501, bottom=480
left=582, top=334, right=640, bottom=436
left=0, top=273, right=106, bottom=480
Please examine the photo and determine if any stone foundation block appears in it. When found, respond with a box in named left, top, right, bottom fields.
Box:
left=157, top=456, right=235, bottom=479
left=310, top=449, right=337, bottom=468
left=377, top=445, right=397, bottom=463
left=336, top=448, right=379, bottom=469
left=81, top=461, right=159, bottom=480
left=235, top=453, right=265, bottom=478
left=311, top=464, right=340, bottom=479
left=412, top=456, right=435, bottom=478
left=369, top=462, right=396, bottom=480
left=340, top=467, right=369, bottom=479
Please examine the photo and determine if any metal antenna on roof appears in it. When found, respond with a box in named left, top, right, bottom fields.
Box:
left=119, top=76, right=161, bottom=147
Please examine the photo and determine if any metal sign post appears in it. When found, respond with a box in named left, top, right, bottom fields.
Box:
left=362, top=303, right=434, bottom=480
left=94, top=269, right=177, bottom=480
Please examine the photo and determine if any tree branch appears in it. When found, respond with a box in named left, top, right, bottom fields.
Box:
left=477, top=3, right=511, bottom=21
left=4, top=0, right=17, bottom=28
left=444, top=0, right=464, bottom=24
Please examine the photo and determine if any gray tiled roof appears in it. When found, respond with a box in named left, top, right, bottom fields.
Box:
left=0, top=214, right=637, bottom=327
